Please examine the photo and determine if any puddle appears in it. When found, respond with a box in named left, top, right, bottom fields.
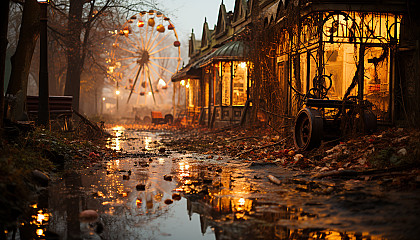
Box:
left=9, top=127, right=420, bottom=239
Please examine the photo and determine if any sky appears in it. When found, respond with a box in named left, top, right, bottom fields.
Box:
left=159, top=0, right=235, bottom=61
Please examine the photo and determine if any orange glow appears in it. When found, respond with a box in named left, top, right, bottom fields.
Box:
left=36, top=229, right=44, bottom=236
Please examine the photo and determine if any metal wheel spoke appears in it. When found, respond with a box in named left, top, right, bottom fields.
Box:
left=114, top=56, right=137, bottom=62
left=150, top=56, right=180, bottom=60
left=118, top=61, right=137, bottom=71
left=145, top=26, right=156, bottom=50
left=146, top=32, right=161, bottom=52
left=150, top=44, right=172, bottom=55
left=122, top=36, right=139, bottom=50
left=118, top=46, right=137, bottom=55
left=145, top=65, right=156, bottom=103
left=127, top=65, right=143, bottom=103
left=148, top=63, right=162, bottom=79
left=149, top=60, right=174, bottom=74
left=148, top=32, right=171, bottom=52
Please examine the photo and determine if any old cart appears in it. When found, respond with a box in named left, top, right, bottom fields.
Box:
left=293, top=75, right=378, bottom=151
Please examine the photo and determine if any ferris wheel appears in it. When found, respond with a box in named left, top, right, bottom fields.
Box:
left=107, top=10, right=181, bottom=103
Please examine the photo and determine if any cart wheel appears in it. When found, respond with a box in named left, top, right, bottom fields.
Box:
left=294, top=107, right=323, bottom=151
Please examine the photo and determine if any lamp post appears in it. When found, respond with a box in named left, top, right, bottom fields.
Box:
left=101, top=97, right=105, bottom=115
left=116, top=90, right=120, bottom=112
left=37, top=0, right=50, bottom=128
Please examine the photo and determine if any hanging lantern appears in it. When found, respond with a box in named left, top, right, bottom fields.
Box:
left=167, top=23, right=174, bottom=30
left=156, top=24, right=165, bottom=33
left=141, top=81, right=146, bottom=88
left=112, top=43, right=119, bottom=48
left=127, top=19, right=133, bottom=24
left=162, top=85, right=168, bottom=90
left=173, top=41, right=180, bottom=47
left=137, top=20, right=144, bottom=27
left=140, top=92, right=145, bottom=96
left=123, top=26, right=130, bottom=35
left=148, top=18, right=155, bottom=27
left=130, top=15, right=137, bottom=20
left=148, top=10, right=155, bottom=15
left=140, top=11, right=146, bottom=15
left=156, top=12, right=163, bottom=17
left=164, top=17, right=170, bottom=21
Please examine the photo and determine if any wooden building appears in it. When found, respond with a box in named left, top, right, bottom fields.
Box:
left=172, top=0, right=419, bottom=129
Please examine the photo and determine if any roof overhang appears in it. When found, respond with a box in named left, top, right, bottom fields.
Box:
left=171, top=64, right=201, bottom=82
left=196, top=41, right=249, bottom=68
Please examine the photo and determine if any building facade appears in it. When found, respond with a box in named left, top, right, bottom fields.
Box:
left=172, top=0, right=419, bottom=129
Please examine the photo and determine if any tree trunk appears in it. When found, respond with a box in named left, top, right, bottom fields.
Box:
left=0, top=0, right=10, bottom=127
left=6, top=0, right=40, bottom=121
left=64, top=0, right=84, bottom=112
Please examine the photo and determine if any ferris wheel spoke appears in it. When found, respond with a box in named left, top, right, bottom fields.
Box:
left=149, top=44, right=172, bottom=56
left=118, top=46, right=137, bottom=55
left=123, top=36, right=139, bottom=50
left=125, top=64, right=139, bottom=80
left=148, top=32, right=171, bottom=52
left=131, top=29, right=142, bottom=48
left=148, top=63, right=162, bottom=80
left=145, top=66, right=156, bottom=103
left=149, top=60, right=174, bottom=74
left=145, top=26, right=156, bottom=51
left=146, top=33, right=161, bottom=52
left=150, top=56, right=180, bottom=60
left=114, top=56, right=137, bottom=62
left=127, top=64, right=143, bottom=103
left=118, top=60, right=137, bottom=71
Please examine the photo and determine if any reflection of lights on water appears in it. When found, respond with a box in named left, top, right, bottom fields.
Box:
left=179, top=161, right=191, bottom=178
left=37, top=213, right=45, bottom=223
left=144, top=136, right=152, bottom=150
left=36, top=229, right=44, bottom=236
left=136, top=198, right=142, bottom=207
left=107, top=126, right=125, bottom=151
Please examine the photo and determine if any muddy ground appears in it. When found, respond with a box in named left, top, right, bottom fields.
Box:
left=1, top=124, right=419, bottom=239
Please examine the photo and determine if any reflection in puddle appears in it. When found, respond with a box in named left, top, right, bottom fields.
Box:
left=175, top=159, right=384, bottom=240
left=8, top=129, right=388, bottom=239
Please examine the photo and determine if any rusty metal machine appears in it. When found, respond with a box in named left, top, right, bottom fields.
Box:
left=293, top=74, right=377, bottom=151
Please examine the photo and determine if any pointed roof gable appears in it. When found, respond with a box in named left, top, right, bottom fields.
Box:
left=189, top=29, right=197, bottom=57
left=247, top=0, right=254, bottom=17
left=233, top=0, right=248, bottom=24
left=201, top=18, right=211, bottom=49
left=215, top=2, right=228, bottom=38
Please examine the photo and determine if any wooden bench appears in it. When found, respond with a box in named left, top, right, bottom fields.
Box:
left=26, top=95, right=73, bottom=130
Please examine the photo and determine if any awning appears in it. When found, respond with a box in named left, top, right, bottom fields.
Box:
left=171, top=41, right=249, bottom=81
left=195, top=41, right=249, bottom=68
left=171, top=63, right=201, bottom=82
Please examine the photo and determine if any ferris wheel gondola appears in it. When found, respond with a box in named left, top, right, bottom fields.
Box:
left=108, top=10, right=181, bottom=104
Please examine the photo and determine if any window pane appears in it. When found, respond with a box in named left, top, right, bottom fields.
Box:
left=222, top=62, right=231, bottom=106
left=232, top=61, right=247, bottom=106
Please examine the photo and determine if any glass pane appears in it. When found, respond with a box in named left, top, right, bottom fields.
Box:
left=204, top=68, right=210, bottom=107
left=222, top=62, right=231, bottom=106
left=364, top=46, right=390, bottom=121
left=324, top=43, right=359, bottom=100
left=214, top=63, right=221, bottom=106
left=232, top=61, right=247, bottom=106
